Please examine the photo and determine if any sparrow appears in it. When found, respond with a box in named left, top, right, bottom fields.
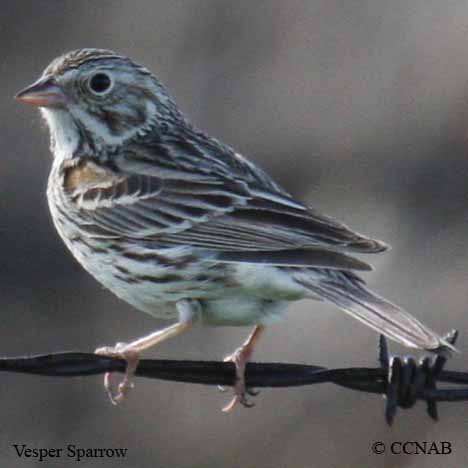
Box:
left=15, top=49, right=452, bottom=411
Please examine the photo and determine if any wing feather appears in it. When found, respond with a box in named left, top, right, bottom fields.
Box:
left=67, top=133, right=387, bottom=271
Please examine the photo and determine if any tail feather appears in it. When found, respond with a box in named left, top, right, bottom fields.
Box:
left=296, top=271, right=454, bottom=352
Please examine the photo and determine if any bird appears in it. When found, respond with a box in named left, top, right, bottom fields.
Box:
left=15, top=48, right=452, bottom=411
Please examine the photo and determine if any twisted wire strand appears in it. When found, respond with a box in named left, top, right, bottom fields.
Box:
left=0, top=330, right=464, bottom=425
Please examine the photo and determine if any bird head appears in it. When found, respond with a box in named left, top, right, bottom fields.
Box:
left=16, top=48, right=180, bottom=156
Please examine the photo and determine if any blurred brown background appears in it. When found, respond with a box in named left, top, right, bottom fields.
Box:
left=2, top=1, right=468, bottom=467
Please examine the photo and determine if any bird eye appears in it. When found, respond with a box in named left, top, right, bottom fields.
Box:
left=88, top=72, right=112, bottom=95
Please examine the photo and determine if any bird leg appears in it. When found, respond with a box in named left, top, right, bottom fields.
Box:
left=222, top=324, right=266, bottom=412
left=95, top=299, right=200, bottom=405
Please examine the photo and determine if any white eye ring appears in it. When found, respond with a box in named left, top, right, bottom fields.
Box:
left=88, top=72, right=113, bottom=95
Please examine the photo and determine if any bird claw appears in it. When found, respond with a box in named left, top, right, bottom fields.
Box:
left=218, top=385, right=259, bottom=396
left=221, top=346, right=258, bottom=412
left=103, top=372, right=135, bottom=405
left=222, top=393, right=256, bottom=412
left=95, top=343, right=139, bottom=405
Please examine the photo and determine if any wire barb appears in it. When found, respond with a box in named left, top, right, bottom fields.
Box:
left=0, top=330, right=465, bottom=424
left=380, top=330, right=459, bottom=425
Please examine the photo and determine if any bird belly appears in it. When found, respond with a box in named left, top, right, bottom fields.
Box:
left=201, top=295, right=289, bottom=326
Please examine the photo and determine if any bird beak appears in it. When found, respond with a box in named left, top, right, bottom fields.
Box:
left=15, top=76, right=67, bottom=108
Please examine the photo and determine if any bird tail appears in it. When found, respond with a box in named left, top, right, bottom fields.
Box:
left=295, top=271, right=456, bottom=353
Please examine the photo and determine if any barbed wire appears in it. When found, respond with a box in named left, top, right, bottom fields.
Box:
left=0, top=330, right=465, bottom=424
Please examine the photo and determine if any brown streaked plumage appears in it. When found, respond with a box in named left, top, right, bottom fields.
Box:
left=16, top=49, right=454, bottom=411
left=63, top=160, right=115, bottom=191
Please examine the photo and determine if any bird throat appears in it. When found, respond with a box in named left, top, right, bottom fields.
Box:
left=41, top=107, right=81, bottom=163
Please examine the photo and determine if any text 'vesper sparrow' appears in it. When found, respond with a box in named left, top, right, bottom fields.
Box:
left=16, top=49, right=452, bottom=411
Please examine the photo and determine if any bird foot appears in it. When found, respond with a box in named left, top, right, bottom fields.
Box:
left=95, top=343, right=139, bottom=405
left=221, top=346, right=258, bottom=412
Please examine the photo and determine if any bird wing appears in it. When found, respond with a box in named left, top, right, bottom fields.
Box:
left=66, top=132, right=387, bottom=271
